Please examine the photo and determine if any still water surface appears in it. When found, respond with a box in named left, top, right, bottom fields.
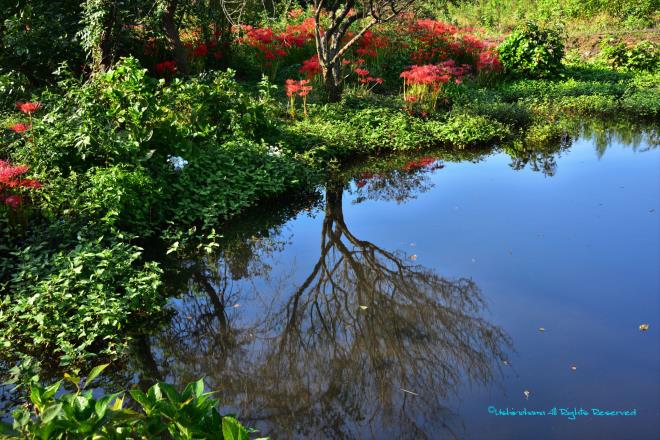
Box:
left=133, top=126, right=659, bottom=439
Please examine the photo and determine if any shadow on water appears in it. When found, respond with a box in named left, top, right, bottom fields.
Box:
left=130, top=157, right=513, bottom=439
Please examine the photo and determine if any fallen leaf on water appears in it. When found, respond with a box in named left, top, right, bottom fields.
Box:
left=359, top=305, right=368, bottom=310
left=401, top=389, right=418, bottom=396
left=409, top=254, right=417, bottom=261
left=502, top=360, right=510, bottom=366
left=639, top=323, right=650, bottom=331
left=538, top=327, right=545, bottom=332
left=570, top=365, right=577, bottom=371
left=232, top=304, right=241, bottom=308
left=523, top=390, right=530, bottom=399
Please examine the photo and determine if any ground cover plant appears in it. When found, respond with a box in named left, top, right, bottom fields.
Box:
left=0, top=0, right=658, bottom=436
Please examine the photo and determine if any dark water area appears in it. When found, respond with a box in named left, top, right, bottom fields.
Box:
left=5, top=123, right=660, bottom=439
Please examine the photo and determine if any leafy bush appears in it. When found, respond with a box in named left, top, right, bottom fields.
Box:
left=1, top=370, right=253, bottom=440
left=167, top=140, right=311, bottom=227
left=497, top=22, right=565, bottom=78
left=600, top=39, right=659, bottom=71
left=0, top=70, right=30, bottom=111
left=41, top=166, right=163, bottom=236
left=0, top=236, right=163, bottom=367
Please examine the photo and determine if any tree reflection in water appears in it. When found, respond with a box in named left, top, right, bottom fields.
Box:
left=133, top=159, right=512, bottom=439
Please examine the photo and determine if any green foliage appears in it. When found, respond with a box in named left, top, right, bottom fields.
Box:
left=41, top=166, right=163, bottom=236
left=20, top=59, right=276, bottom=172
left=600, top=39, right=659, bottom=71
left=1, top=374, right=254, bottom=439
left=0, top=70, right=30, bottom=111
left=0, top=1, right=85, bottom=83
left=167, top=140, right=311, bottom=227
left=497, top=22, right=565, bottom=78
left=0, top=236, right=163, bottom=367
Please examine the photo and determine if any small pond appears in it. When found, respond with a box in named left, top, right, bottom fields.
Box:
left=7, top=123, right=660, bottom=439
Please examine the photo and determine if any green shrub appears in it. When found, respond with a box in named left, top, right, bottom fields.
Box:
left=0, top=236, right=163, bottom=367
left=1, top=372, right=252, bottom=440
left=497, top=22, right=565, bottom=78
left=41, top=166, right=163, bottom=236
left=167, top=140, right=311, bottom=227
left=0, top=70, right=30, bottom=111
left=600, top=39, right=659, bottom=71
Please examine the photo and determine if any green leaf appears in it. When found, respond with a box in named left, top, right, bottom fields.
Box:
left=129, top=389, right=150, bottom=410
left=95, top=393, right=120, bottom=420
left=192, top=378, right=204, bottom=398
left=222, top=416, right=249, bottom=440
left=41, top=403, right=63, bottom=424
left=84, top=363, right=110, bottom=389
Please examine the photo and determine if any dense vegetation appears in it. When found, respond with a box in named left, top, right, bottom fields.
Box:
left=0, top=0, right=658, bottom=437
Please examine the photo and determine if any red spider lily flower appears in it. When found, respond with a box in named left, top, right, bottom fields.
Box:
left=9, top=123, right=29, bottom=133
left=285, top=79, right=301, bottom=97
left=356, top=179, right=367, bottom=188
left=354, top=68, right=369, bottom=77
left=193, top=43, right=209, bottom=57
left=16, top=102, right=42, bottom=114
left=3, top=195, right=22, bottom=209
left=360, top=76, right=384, bottom=85
left=0, top=161, right=29, bottom=185
left=21, top=178, right=42, bottom=189
left=342, top=59, right=351, bottom=65
left=300, top=55, right=322, bottom=79
left=155, top=60, right=177, bottom=76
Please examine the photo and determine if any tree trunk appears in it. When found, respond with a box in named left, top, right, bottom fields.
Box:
left=96, top=0, right=117, bottom=72
left=163, top=0, right=189, bottom=75
left=322, top=62, right=343, bottom=103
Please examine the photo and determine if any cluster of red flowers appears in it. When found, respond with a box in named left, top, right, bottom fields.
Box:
left=237, top=18, right=315, bottom=63
left=285, top=79, right=313, bottom=97
left=299, top=54, right=322, bottom=79
left=401, top=60, right=470, bottom=88
left=16, top=102, right=42, bottom=115
left=477, top=49, right=502, bottom=72
left=355, top=30, right=389, bottom=58
left=401, top=157, right=443, bottom=172
left=155, top=60, right=177, bottom=76
left=0, top=160, right=42, bottom=209
left=9, top=123, right=29, bottom=133
left=408, top=19, right=500, bottom=74
left=188, top=36, right=224, bottom=61
left=193, top=43, right=209, bottom=58
left=8, top=101, right=40, bottom=136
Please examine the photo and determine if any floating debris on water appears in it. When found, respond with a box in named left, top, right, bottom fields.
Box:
left=523, top=390, right=530, bottom=399
left=639, top=323, right=650, bottom=331
left=401, top=389, right=418, bottom=396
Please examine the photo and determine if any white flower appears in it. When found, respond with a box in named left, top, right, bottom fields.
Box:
left=267, top=145, right=283, bottom=157
left=167, top=155, right=189, bottom=171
